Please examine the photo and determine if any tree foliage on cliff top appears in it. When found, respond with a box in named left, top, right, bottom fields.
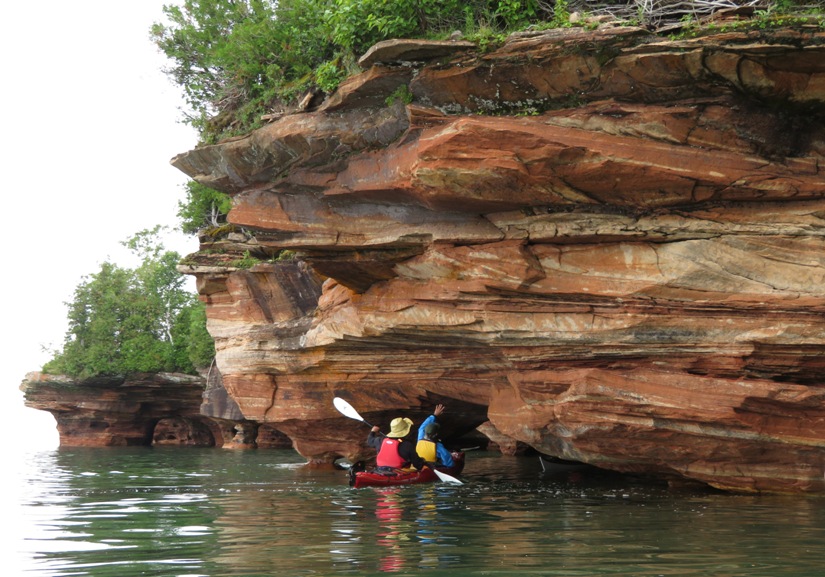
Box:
left=43, top=228, right=215, bottom=379
left=153, top=1, right=811, bottom=145
left=152, top=0, right=556, bottom=143
left=155, top=0, right=555, bottom=232
left=155, top=1, right=814, bottom=232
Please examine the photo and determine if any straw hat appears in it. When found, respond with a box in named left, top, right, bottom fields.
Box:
left=387, top=417, right=413, bottom=438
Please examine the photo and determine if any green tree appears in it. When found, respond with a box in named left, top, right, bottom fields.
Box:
left=150, top=0, right=274, bottom=134
left=43, top=229, right=215, bottom=378
left=156, top=0, right=550, bottom=226
left=182, top=299, right=216, bottom=369
left=155, top=0, right=809, bottom=146
left=152, top=0, right=554, bottom=143
left=177, top=180, right=232, bottom=235
left=152, top=0, right=334, bottom=141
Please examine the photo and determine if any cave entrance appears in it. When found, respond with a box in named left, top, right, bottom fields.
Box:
left=152, top=417, right=216, bottom=447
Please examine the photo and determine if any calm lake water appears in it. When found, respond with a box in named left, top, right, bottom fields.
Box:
left=9, top=446, right=825, bottom=576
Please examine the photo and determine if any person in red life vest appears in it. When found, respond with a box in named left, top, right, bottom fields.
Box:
left=368, top=416, right=427, bottom=471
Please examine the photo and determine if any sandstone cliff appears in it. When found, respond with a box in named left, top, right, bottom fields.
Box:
left=170, top=22, right=825, bottom=493
left=20, top=371, right=292, bottom=449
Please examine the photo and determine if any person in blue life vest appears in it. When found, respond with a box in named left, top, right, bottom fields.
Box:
left=368, top=416, right=427, bottom=471
left=416, top=404, right=455, bottom=468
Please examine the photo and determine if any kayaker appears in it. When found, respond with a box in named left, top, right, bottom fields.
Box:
left=416, top=404, right=455, bottom=468
left=368, top=416, right=427, bottom=471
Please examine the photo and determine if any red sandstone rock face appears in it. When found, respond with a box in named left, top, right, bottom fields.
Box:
left=21, top=372, right=214, bottom=447
left=19, top=372, right=296, bottom=449
left=172, top=25, right=825, bottom=492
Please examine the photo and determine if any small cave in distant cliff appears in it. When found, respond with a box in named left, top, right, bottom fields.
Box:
left=152, top=417, right=216, bottom=447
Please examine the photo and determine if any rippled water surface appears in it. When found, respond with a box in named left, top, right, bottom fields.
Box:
left=10, top=447, right=825, bottom=576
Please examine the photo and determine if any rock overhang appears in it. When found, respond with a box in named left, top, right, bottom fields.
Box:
left=171, top=23, right=825, bottom=493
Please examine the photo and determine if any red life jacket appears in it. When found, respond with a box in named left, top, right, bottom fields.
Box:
left=376, top=437, right=406, bottom=468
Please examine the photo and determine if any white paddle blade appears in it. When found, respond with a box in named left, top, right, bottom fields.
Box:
left=433, top=468, right=463, bottom=485
left=333, top=397, right=365, bottom=422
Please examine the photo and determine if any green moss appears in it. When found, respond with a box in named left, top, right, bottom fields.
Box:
left=203, top=224, right=237, bottom=238
left=274, top=249, right=298, bottom=262
left=229, top=250, right=262, bottom=269
left=385, top=85, right=414, bottom=106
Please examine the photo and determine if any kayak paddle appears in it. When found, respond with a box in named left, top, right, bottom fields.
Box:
left=332, top=396, right=464, bottom=485
left=333, top=396, right=374, bottom=428
left=432, top=468, right=463, bottom=485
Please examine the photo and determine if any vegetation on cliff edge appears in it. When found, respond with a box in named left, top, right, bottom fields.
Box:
left=151, top=0, right=568, bottom=144
left=177, top=180, right=233, bottom=236
left=155, top=0, right=820, bottom=235
left=43, top=228, right=215, bottom=379
left=152, top=0, right=818, bottom=145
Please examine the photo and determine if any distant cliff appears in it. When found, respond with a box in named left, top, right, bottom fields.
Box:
left=20, top=371, right=292, bottom=449
left=40, top=19, right=825, bottom=493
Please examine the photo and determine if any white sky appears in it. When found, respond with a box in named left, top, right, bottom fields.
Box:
left=1, top=1, right=200, bottom=448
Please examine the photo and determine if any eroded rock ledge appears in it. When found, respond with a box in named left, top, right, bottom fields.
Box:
left=172, top=24, right=825, bottom=493
left=21, top=371, right=291, bottom=449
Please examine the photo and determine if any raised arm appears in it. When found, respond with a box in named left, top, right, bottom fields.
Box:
left=418, top=404, right=446, bottom=440
left=418, top=414, right=435, bottom=441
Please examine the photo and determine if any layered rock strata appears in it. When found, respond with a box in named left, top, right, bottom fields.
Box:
left=21, top=371, right=292, bottom=449
left=173, top=24, right=825, bottom=493
left=21, top=372, right=214, bottom=446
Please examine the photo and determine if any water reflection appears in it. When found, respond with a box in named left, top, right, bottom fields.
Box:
left=12, top=448, right=825, bottom=576
left=375, top=489, right=406, bottom=572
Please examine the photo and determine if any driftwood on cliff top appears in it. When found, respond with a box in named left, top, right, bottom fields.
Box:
left=568, top=0, right=768, bottom=24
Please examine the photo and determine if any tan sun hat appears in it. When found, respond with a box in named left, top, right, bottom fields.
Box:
left=387, top=417, right=413, bottom=438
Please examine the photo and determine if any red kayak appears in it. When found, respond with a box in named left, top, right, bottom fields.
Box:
left=349, top=452, right=465, bottom=488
